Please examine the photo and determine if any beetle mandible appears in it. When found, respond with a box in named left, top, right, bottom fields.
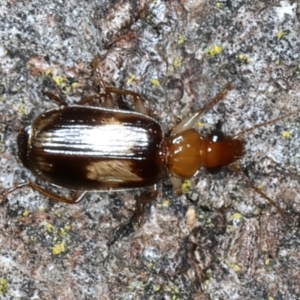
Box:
left=1, top=84, right=299, bottom=217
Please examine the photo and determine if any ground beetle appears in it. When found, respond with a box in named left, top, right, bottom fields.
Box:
left=1, top=84, right=299, bottom=217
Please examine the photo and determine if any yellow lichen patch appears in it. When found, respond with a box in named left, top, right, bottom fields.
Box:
left=52, top=241, right=66, bottom=255
left=276, top=31, right=287, bottom=40
left=30, top=236, right=37, bottom=242
left=203, top=279, right=211, bottom=292
left=71, top=82, right=78, bottom=89
left=146, top=263, right=153, bottom=270
left=207, top=45, right=222, bottom=57
left=59, top=228, right=67, bottom=237
left=206, top=218, right=213, bottom=227
left=45, top=223, right=54, bottom=233
left=0, top=278, right=8, bottom=296
left=52, top=75, right=66, bottom=86
left=38, top=207, right=45, bottom=213
left=229, top=212, right=243, bottom=222
left=153, top=285, right=160, bottom=292
left=59, top=225, right=70, bottom=237
left=197, top=121, right=205, bottom=128
left=181, top=179, right=192, bottom=193
left=43, top=70, right=75, bottom=92
left=162, top=199, right=170, bottom=207
left=170, top=285, right=179, bottom=295
left=17, top=103, right=26, bottom=115
left=157, top=199, right=170, bottom=208
left=257, top=184, right=264, bottom=190
left=215, top=1, right=223, bottom=8
left=150, top=79, right=160, bottom=86
left=227, top=212, right=243, bottom=230
left=173, top=57, right=182, bottom=68
left=127, top=75, right=136, bottom=84
left=54, top=210, right=62, bottom=218
left=177, top=34, right=185, bottom=45
left=22, top=210, right=30, bottom=217
left=64, top=85, right=72, bottom=93
left=281, top=131, right=291, bottom=139
left=44, top=68, right=53, bottom=77
left=238, top=53, right=251, bottom=64
left=64, top=224, right=71, bottom=231
left=226, top=260, right=241, bottom=273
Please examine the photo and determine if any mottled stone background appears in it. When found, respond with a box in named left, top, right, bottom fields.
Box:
left=0, top=0, right=300, bottom=299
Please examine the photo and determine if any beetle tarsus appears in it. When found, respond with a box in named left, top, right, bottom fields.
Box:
left=0, top=181, right=86, bottom=204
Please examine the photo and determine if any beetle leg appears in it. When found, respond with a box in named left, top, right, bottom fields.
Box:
left=170, top=176, right=184, bottom=195
left=171, top=84, right=233, bottom=135
left=0, top=181, right=86, bottom=204
left=44, top=90, right=115, bottom=109
left=107, top=186, right=159, bottom=245
left=77, top=94, right=100, bottom=105
left=92, top=58, right=151, bottom=113
left=134, top=185, right=158, bottom=225
left=43, top=91, right=68, bottom=106
left=77, top=92, right=115, bottom=108
left=102, top=92, right=114, bottom=108
left=104, top=87, right=150, bottom=115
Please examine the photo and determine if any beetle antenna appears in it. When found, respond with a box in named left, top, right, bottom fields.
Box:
left=171, top=84, right=233, bottom=135
left=230, top=163, right=286, bottom=219
left=199, top=83, right=233, bottom=116
left=233, top=109, right=300, bottom=140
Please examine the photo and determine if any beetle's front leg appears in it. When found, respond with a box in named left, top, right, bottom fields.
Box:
left=0, top=182, right=87, bottom=204
left=92, top=57, right=150, bottom=114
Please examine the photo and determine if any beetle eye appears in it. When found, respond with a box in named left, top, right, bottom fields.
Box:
left=209, top=129, right=225, bottom=143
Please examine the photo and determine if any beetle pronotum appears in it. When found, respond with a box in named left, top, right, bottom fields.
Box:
left=1, top=84, right=299, bottom=218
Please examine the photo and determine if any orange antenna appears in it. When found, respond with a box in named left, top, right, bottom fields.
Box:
left=234, top=109, right=300, bottom=140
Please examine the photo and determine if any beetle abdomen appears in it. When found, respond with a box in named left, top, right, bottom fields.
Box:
left=21, top=106, right=165, bottom=190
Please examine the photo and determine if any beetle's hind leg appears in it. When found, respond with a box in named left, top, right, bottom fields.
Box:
left=43, top=91, right=68, bottom=106
left=108, top=186, right=158, bottom=245
left=0, top=181, right=86, bottom=204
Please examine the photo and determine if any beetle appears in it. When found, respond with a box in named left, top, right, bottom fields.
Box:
left=0, top=84, right=299, bottom=217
